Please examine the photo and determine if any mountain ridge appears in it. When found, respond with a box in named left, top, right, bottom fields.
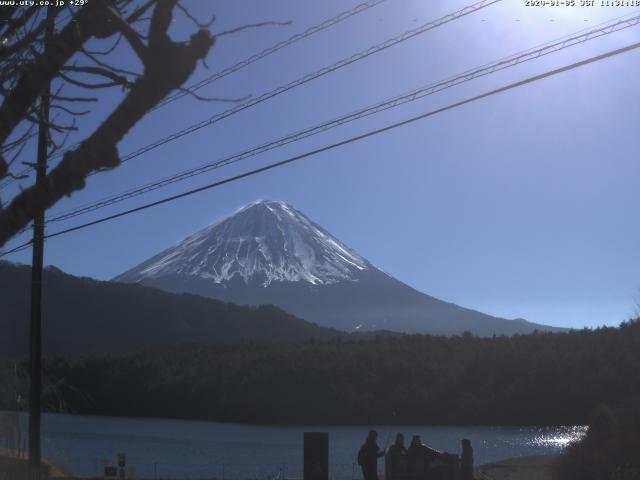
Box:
left=115, top=200, right=564, bottom=336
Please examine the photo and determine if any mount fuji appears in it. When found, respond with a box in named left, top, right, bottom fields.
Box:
left=114, top=200, right=562, bottom=336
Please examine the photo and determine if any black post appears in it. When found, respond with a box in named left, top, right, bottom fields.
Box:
left=28, top=9, right=53, bottom=480
left=303, top=432, right=329, bottom=480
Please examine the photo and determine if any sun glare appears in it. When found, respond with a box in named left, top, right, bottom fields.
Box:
left=513, top=1, right=640, bottom=26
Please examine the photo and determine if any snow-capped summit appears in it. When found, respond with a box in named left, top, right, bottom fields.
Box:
left=116, top=200, right=370, bottom=287
left=115, top=200, right=565, bottom=336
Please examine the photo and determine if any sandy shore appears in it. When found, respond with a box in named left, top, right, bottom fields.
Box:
left=475, top=455, right=558, bottom=480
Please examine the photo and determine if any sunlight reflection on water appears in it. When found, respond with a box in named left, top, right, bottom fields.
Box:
left=529, top=425, right=587, bottom=447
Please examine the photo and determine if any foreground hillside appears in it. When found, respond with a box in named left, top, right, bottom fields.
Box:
left=556, top=396, right=640, bottom=480
left=0, top=261, right=340, bottom=355
left=3, top=320, right=638, bottom=425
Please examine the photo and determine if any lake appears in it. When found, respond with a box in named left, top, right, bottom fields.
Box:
left=15, top=413, right=585, bottom=479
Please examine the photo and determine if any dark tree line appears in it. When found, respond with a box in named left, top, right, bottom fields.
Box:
left=2, top=319, right=639, bottom=426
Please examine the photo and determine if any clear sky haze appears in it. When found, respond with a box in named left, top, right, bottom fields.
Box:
left=3, top=0, right=640, bottom=329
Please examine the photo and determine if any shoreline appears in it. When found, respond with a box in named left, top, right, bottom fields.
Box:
left=476, top=455, right=558, bottom=480
left=1, top=451, right=559, bottom=480
left=6, top=409, right=586, bottom=429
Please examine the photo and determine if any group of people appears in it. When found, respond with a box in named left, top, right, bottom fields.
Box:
left=357, top=430, right=474, bottom=480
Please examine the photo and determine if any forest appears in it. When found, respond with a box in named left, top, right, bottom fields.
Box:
left=2, top=319, right=639, bottom=426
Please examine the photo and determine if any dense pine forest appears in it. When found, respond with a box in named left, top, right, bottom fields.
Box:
left=2, top=319, right=639, bottom=426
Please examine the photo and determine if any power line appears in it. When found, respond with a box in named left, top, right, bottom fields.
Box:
left=0, top=0, right=387, bottom=191
left=4, top=0, right=500, bottom=193
left=156, top=0, right=388, bottom=109
left=109, top=0, right=500, bottom=168
left=0, top=239, right=32, bottom=257
left=1, top=38, right=634, bottom=256
left=46, top=12, right=640, bottom=224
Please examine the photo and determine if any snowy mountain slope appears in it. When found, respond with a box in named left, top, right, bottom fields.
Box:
left=118, top=200, right=370, bottom=287
left=115, top=200, right=565, bottom=336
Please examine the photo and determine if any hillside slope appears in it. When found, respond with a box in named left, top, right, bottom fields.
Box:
left=0, top=261, right=340, bottom=356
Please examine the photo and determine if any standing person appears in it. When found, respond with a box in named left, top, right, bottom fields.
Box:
left=357, top=430, right=385, bottom=480
left=385, top=433, right=408, bottom=480
left=460, top=439, right=474, bottom=480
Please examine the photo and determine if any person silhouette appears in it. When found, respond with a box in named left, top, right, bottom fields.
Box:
left=357, top=430, right=385, bottom=480
left=460, top=439, right=474, bottom=480
left=385, top=433, right=408, bottom=480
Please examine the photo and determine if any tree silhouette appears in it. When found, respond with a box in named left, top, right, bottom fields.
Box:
left=0, top=0, right=218, bottom=246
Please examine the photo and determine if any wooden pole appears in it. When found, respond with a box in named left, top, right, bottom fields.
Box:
left=28, top=9, right=54, bottom=480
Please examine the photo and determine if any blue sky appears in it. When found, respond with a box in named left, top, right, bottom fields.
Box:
left=3, top=0, right=640, bottom=329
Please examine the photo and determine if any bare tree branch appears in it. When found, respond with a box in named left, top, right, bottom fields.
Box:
left=61, top=65, right=135, bottom=87
left=82, top=33, right=123, bottom=56
left=58, top=70, right=128, bottom=90
left=0, top=0, right=118, bottom=148
left=50, top=94, right=99, bottom=103
left=0, top=123, right=37, bottom=155
left=216, top=21, right=292, bottom=37
left=26, top=114, right=77, bottom=133
left=81, top=45, right=141, bottom=76
left=0, top=10, right=57, bottom=62
left=126, top=0, right=157, bottom=24
left=0, top=0, right=214, bottom=245
left=104, top=6, right=148, bottom=61
left=176, top=86, right=251, bottom=103
left=50, top=104, right=90, bottom=116
left=177, top=2, right=215, bottom=29
left=2, top=170, right=29, bottom=181
left=6, top=131, right=31, bottom=168
left=0, top=8, right=37, bottom=43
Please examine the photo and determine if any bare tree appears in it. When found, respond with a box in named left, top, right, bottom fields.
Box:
left=0, top=0, right=217, bottom=247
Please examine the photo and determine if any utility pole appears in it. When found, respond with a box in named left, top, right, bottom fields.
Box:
left=28, top=8, right=54, bottom=480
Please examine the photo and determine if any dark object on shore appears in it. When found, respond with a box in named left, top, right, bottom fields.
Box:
left=407, top=434, right=442, bottom=464
left=358, top=430, right=385, bottom=480
left=303, top=432, right=329, bottom=480
left=386, top=434, right=459, bottom=480
left=460, top=438, right=474, bottom=480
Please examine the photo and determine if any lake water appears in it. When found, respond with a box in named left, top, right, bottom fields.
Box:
left=16, top=413, right=586, bottom=479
